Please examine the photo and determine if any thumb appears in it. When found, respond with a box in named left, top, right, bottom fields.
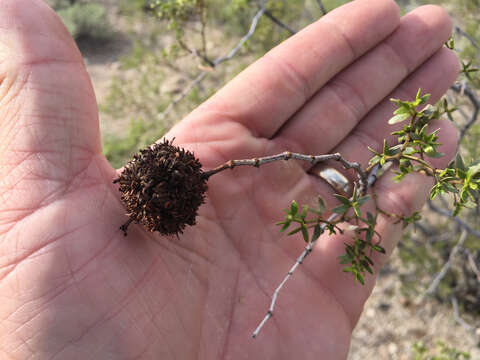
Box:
left=0, top=0, right=104, bottom=213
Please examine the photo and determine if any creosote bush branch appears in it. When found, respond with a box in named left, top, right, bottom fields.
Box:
left=115, top=87, right=480, bottom=337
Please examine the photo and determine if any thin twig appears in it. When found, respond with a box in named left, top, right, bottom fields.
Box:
left=158, top=3, right=267, bottom=120
left=427, top=200, right=480, bottom=238
left=455, top=26, right=480, bottom=56
left=423, top=230, right=467, bottom=298
left=412, top=221, right=436, bottom=237
left=450, top=83, right=480, bottom=142
left=177, top=38, right=215, bottom=68
left=251, top=164, right=381, bottom=338
left=466, top=249, right=480, bottom=283
left=264, top=10, right=296, bottom=35
left=316, top=0, right=327, bottom=15
left=199, top=0, right=209, bottom=62
left=159, top=72, right=208, bottom=120
left=204, top=151, right=367, bottom=182
left=203, top=151, right=368, bottom=195
left=212, top=3, right=266, bottom=66
left=451, top=296, right=476, bottom=333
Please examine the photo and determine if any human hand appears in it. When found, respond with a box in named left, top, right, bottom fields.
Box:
left=0, top=0, right=458, bottom=359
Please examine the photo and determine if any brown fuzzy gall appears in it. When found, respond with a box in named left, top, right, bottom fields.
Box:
left=115, top=139, right=208, bottom=236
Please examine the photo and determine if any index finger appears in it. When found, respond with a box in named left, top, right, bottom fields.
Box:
left=190, top=0, right=401, bottom=139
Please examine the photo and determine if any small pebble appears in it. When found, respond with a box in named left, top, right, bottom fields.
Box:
left=388, top=342, right=398, bottom=355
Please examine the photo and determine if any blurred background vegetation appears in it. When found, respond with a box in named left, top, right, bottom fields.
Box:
left=48, top=0, right=479, bottom=358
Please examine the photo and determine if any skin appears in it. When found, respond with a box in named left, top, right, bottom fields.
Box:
left=0, top=0, right=460, bottom=359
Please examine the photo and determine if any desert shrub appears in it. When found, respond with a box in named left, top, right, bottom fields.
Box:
left=412, top=340, right=471, bottom=360
left=49, top=0, right=112, bottom=40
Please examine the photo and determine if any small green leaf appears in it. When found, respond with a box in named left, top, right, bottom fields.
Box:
left=424, top=145, right=434, bottom=154
left=390, top=144, right=403, bottom=155
left=467, top=163, right=480, bottom=178
left=334, top=194, right=351, bottom=205
left=383, top=139, right=389, bottom=154
left=367, top=212, right=376, bottom=226
left=369, top=154, right=381, bottom=166
left=300, top=205, right=308, bottom=220
left=317, top=196, right=326, bottom=213
left=361, top=260, right=373, bottom=274
left=388, top=112, right=411, bottom=125
left=290, top=200, right=298, bottom=215
left=338, top=254, right=352, bottom=264
left=287, top=226, right=303, bottom=236
left=415, top=88, right=422, bottom=101
left=445, top=36, right=455, bottom=49
left=368, top=146, right=380, bottom=155
left=301, top=224, right=309, bottom=243
left=372, top=244, right=386, bottom=254
left=403, top=146, right=416, bottom=155
left=331, top=204, right=350, bottom=214
left=344, top=224, right=359, bottom=232
left=425, top=150, right=445, bottom=159
left=418, top=93, right=430, bottom=105
left=353, top=204, right=361, bottom=218
left=355, top=272, right=365, bottom=285
left=281, top=222, right=290, bottom=231
left=356, top=195, right=370, bottom=206
left=461, top=60, right=479, bottom=80
left=364, top=255, right=374, bottom=266
left=311, top=224, right=322, bottom=242
left=325, top=223, right=337, bottom=235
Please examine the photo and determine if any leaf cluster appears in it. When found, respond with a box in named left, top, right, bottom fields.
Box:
left=276, top=198, right=335, bottom=244
left=432, top=154, right=480, bottom=216
left=277, top=193, right=386, bottom=285
left=368, top=89, right=480, bottom=218
left=278, top=87, right=479, bottom=285
left=339, top=211, right=385, bottom=285
left=53, top=1, right=113, bottom=40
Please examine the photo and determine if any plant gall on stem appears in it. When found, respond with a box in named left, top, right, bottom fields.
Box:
left=114, top=138, right=208, bottom=236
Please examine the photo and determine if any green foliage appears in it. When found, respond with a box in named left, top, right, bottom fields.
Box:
left=368, top=90, right=479, bottom=218
left=277, top=191, right=385, bottom=285
left=103, top=119, right=153, bottom=169
left=412, top=340, right=471, bottom=360
left=102, top=1, right=330, bottom=167
left=278, top=87, right=480, bottom=284
left=47, top=0, right=75, bottom=8
left=51, top=1, right=112, bottom=40
left=445, top=36, right=455, bottom=50
left=418, top=0, right=480, bottom=87
left=460, top=60, right=479, bottom=81
left=392, top=2, right=480, bottom=319
left=150, top=0, right=199, bottom=22
left=277, top=197, right=336, bottom=244
left=398, top=231, right=455, bottom=298
left=100, top=54, right=171, bottom=167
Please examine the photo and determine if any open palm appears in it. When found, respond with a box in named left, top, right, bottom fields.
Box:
left=0, top=0, right=459, bottom=359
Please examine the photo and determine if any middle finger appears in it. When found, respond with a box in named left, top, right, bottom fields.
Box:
left=274, top=5, right=452, bottom=157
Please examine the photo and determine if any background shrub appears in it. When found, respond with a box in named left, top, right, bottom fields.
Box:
left=48, top=0, right=112, bottom=40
